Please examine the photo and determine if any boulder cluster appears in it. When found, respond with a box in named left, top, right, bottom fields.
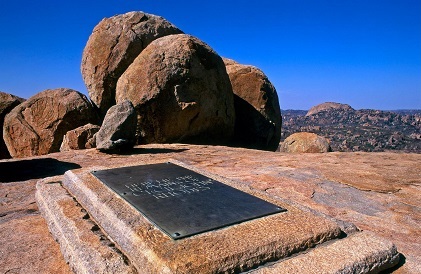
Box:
left=2, top=89, right=98, bottom=158
left=1, top=11, right=281, bottom=159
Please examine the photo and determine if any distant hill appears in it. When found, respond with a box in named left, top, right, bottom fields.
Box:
left=281, top=103, right=421, bottom=153
left=389, top=109, right=421, bottom=115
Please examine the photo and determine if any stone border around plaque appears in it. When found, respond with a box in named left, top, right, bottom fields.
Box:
left=62, top=160, right=342, bottom=273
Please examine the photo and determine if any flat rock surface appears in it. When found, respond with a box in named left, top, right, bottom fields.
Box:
left=1, top=144, right=420, bottom=273
left=0, top=178, right=72, bottom=274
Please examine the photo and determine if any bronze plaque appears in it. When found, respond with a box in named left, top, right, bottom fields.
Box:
left=91, top=163, right=285, bottom=239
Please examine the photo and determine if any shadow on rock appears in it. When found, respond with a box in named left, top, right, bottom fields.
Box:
left=380, top=253, right=406, bottom=273
left=0, top=158, right=81, bottom=182
left=231, top=95, right=279, bottom=151
left=115, top=147, right=189, bottom=155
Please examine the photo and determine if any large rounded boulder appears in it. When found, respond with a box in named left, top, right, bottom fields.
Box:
left=81, top=11, right=183, bottom=117
left=0, top=91, right=25, bottom=159
left=223, top=58, right=281, bottom=151
left=3, top=88, right=99, bottom=158
left=116, top=34, right=235, bottom=144
left=279, top=132, right=332, bottom=153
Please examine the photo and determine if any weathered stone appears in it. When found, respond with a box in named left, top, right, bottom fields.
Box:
left=0, top=92, right=25, bottom=114
left=36, top=179, right=137, bottom=273
left=256, top=231, right=399, bottom=274
left=96, top=100, right=137, bottom=152
left=0, top=92, right=25, bottom=159
left=3, top=88, right=98, bottom=158
left=223, top=58, right=281, bottom=151
left=306, top=102, right=354, bottom=116
left=81, top=11, right=183, bottom=117
left=60, top=123, right=100, bottom=151
left=280, top=132, right=332, bottom=153
left=116, top=34, right=235, bottom=144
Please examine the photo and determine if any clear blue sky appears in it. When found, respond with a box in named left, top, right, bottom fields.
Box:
left=1, top=0, right=420, bottom=110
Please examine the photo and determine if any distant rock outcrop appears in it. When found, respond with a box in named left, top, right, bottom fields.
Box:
left=0, top=92, right=25, bottom=159
left=282, top=103, right=421, bottom=152
left=96, top=100, right=137, bottom=153
left=116, top=34, right=235, bottom=144
left=3, top=88, right=99, bottom=158
left=60, top=123, right=100, bottom=152
left=81, top=11, right=183, bottom=117
left=224, top=58, right=281, bottom=151
left=306, top=102, right=354, bottom=116
left=280, top=132, right=331, bottom=153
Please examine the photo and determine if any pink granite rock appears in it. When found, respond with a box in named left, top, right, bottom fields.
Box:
left=81, top=11, right=183, bottom=117
left=96, top=100, right=137, bottom=152
left=0, top=91, right=25, bottom=159
left=116, top=34, right=235, bottom=144
left=223, top=58, right=281, bottom=151
left=60, top=123, right=100, bottom=151
left=280, top=132, right=331, bottom=153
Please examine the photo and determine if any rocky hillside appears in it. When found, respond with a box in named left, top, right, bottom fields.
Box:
left=281, top=102, right=421, bottom=152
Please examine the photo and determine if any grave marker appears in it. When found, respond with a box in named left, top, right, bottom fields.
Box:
left=92, top=162, right=286, bottom=239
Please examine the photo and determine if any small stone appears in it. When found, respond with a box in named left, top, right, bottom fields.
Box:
left=60, top=124, right=100, bottom=151
left=96, top=100, right=137, bottom=153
